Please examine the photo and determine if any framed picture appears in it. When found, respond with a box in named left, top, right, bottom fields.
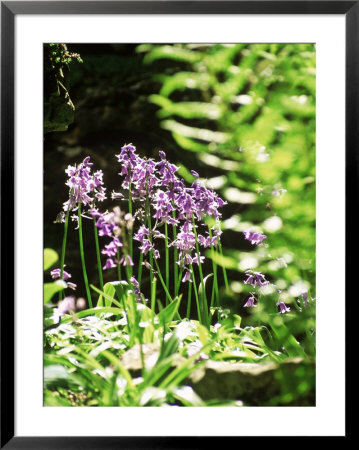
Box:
left=1, top=1, right=350, bottom=446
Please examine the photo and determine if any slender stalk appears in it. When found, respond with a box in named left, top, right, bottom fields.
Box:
left=154, top=258, right=172, bottom=305
left=186, top=280, right=192, bottom=319
left=137, top=252, right=143, bottom=286
left=154, top=258, right=181, bottom=321
left=218, top=241, right=229, bottom=291
left=128, top=182, right=133, bottom=278
left=151, top=276, right=157, bottom=313
left=175, top=268, right=183, bottom=298
left=191, top=218, right=205, bottom=282
left=147, top=216, right=154, bottom=291
left=59, top=206, right=71, bottom=300
left=93, top=218, right=104, bottom=292
left=77, top=204, right=92, bottom=308
left=117, top=248, right=122, bottom=281
left=139, top=333, right=146, bottom=378
left=190, top=263, right=202, bottom=324
left=140, top=178, right=150, bottom=288
left=129, top=288, right=138, bottom=347
left=165, top=221, right=170, bottom=293
left=120, top=289, right=131, bottom=334
left=60, top=208, right=71, bottom=279
left=192, top=216, right=208, bottom=321
left=172, top=210, right=178, bottom=295
left=208, top=227, right=219, bottom=308
left=124, top=261, right=132, bottom=284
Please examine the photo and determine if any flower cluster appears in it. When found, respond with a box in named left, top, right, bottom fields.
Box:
left=92, top=206, right=134, bottom=270
left=243, top=230, right=267, bottom=245
left=51, top=267, right=77, bottom=290
left=190, top=180, right=226, bottom=220
left=277, top=301, right=291, bottom=314
left=242, top=233, right=287, bottom=314
left=63, top=156, right=106, bottom=213
left=298, top=291, right=315, bottom=308
left=115, top=145, right=226, bottom=223
left=115, top=144, right=159, bottom=199
left=242, top=223, right=291, bottom=313
left=55, top=146, right=300, bottom=319
left=244, top=294, right=257, bottom=308
left=114, top=144, right=227, bottom=281
left=244, top=270, right=269, bottom=288
left=133, top=225, right=161, bottom=259
left=130, top=276, right=145, bottom=303
left=172, top=221, right=198, bottom=279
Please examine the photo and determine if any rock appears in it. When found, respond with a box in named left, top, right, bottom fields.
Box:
left=187, top=359, right=278, bottom=404
left=44, top=90, right=75, bottom=133
left=120, top=343, right=162, bottom=373
left=120, top=344, right=315, bottom=406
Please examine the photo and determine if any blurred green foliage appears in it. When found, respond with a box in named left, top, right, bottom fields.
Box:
left=138, top=43, right=316, bottom=312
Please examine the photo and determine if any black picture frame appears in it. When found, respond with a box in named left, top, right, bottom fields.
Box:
left=1, top=1, right=350, bottom=447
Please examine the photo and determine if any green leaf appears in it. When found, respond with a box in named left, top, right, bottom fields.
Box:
left=44, top=248, right=58, bottom=271
left=162, top=119, right=228, bottom=144
left=151, top=95, right=222, bottom=121
left=44, top=280, right=66, bottom=304
left=60, top=306, right=124, bottom=323
left=98, top=282, right=115, bottom=307
left=143, top=45, right=202, bottom=64
left=101, top=350, right=135, bottom=389
left=158, top=333, right=179, bottom=363
left=196, top=323, right=210, bottom=346
left=159, top=72, right=212, bottom=97
left=159, top=341, right=211, bottom=389
left=91, top=282, right=125, bottom=308
left=139, top=307, right=155, bottom=343
left=268, top=315, right=307, bottom=358
left=44, top=364, right=69, bottom=382
left=198, top=274, right=213, bottom=327
left=173, top=386, right=205, bottom=406
left=157, top=296, right=182, bottom=324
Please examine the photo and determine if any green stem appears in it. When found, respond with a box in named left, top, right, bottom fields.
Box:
left=192, top=217, right=205, bottom=283
left=60, top=208, right=70, bottom=278
left=165, top=222, right=170, bottom=292
left=192, top=216, right=208, bottom=322
left=190, top=264, right=202, bottom=324
left=151, top=276, right=157, bottom=313
left=218, top=241, right=229, bottom=291
left=186, top=280, right=192, bottom=319
left=140, top=179, right=151, bottom=288
left=154, top=258, right=181, bottom=321
left=172, top=210, right=178, bottom=294
left=147, top=216, right=154, bottom=291
left=128, top=183, right=133, bottom=278
left=78, top=204, right=92, bottom=308
left=124, top=260, right=132, bottom=284
left=175, top=268, right=183, bottom=298
left=139, top=334, right=146, bottom=378
left=154, top=258, right=173, bottom=305
left=208, top=227, right=219, bottom=308
left=137, top=252, right=143, bottom=286
left=93, top=218, right=104, bottom=292
left=117, top=248, right=122, bottom=281
left=59, top=206, right=71, bottom=300
left=129, top=286, right=138, bottom=347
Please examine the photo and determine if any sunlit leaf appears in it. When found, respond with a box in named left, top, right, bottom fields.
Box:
left=44, top=248, right=58, bottom=271
left=44, top=280, right=66, bottom=304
